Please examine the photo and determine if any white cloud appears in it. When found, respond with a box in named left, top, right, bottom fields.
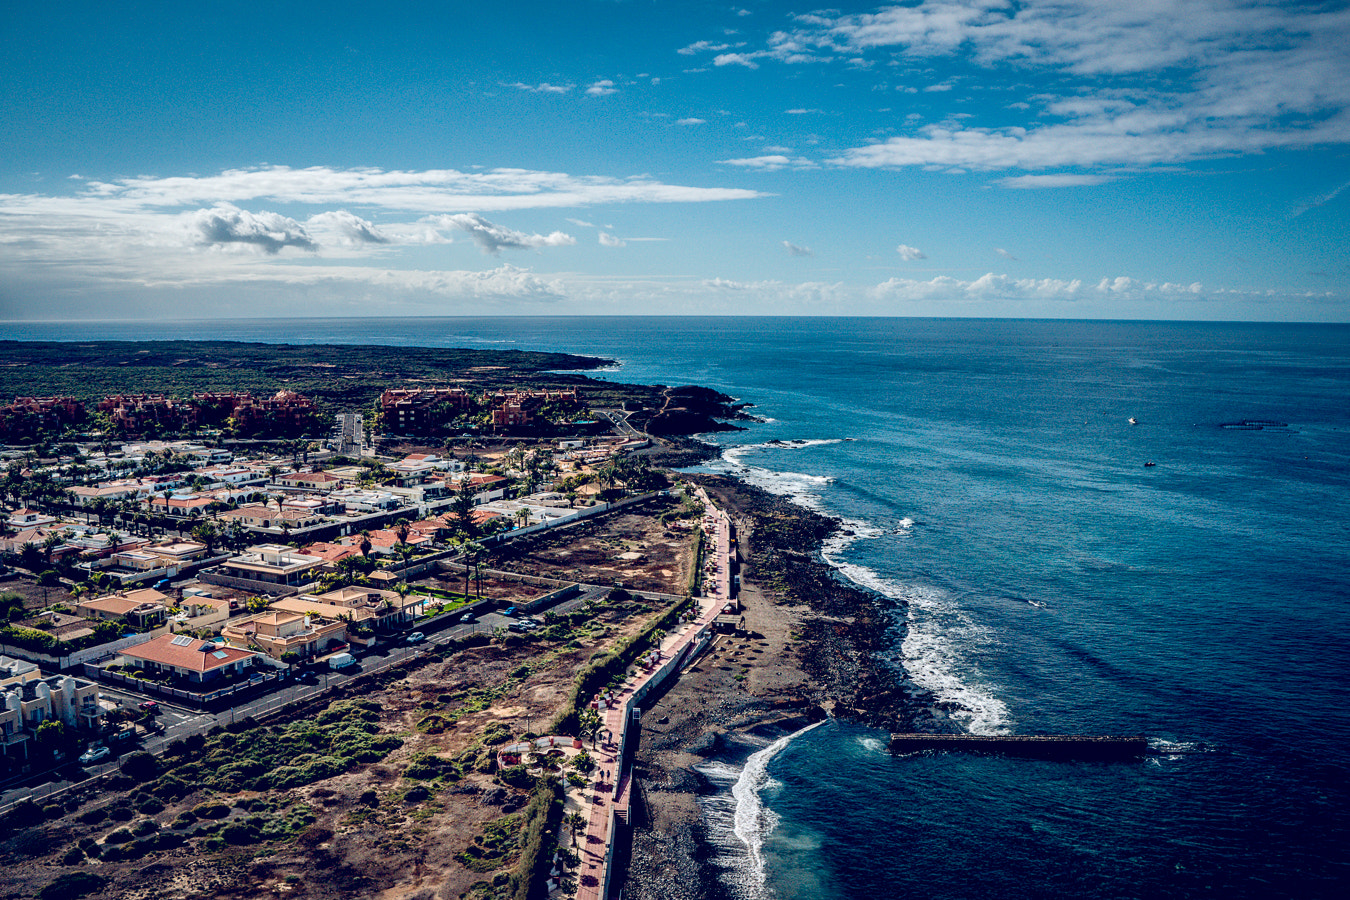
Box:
left=428, top=213, right=576, bottom=255
left=566, top=217, right=596, bottom=228
left=759, top=2, right=1350, bottom=172
left=995, top=248, right=1017, bottom=260
left=41, top=164, right=764, bottom=213
left=508, top=82, right=572, bottom=94
left=586, top=80, right=618, bottom=96
left=785, top=108, right=824, bottom=115
left=717, top=155, right=818, bottom=171
left=896, top=243, right=926, bottom=260
left=783, top=240, right=814, bottom=257
left=678, top=40, right=735, bottom=55
left=996, top=174, right=1115, bottom=189
left=677, top=117, right=708, bottom=125
left=190, top=205, right=315, bottom=254
left=870, top=273, right=1213, bottom=308
left=599, top=232, right=626, bottom=248
left=306, top=210, right=392, bottom=246
left=714, top=52, right=763, bottom=69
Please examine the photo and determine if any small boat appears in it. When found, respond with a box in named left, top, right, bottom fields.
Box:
left=1144, top=461, right=1156, bottom=468
left=1128, top=417, right=1138, bottom=425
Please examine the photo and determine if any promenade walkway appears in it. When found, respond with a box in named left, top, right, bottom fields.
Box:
left=569, top=487, right=734, bottom=900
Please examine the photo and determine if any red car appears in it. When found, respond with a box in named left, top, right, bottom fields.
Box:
left=139, top=701, right=159, bottom=714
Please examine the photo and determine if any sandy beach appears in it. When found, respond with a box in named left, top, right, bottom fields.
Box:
left=619, top=475, right=923, bottom=900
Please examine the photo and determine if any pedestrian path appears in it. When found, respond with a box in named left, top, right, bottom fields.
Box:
left=568, top=487, right=733, bottom=900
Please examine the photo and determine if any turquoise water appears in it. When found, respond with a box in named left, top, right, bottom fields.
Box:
left=9, top=317, right=1350, bottom=897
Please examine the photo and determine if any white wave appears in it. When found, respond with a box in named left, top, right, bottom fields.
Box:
left=858, top=736, right=887, bottom=754
left=713, top=445, right=1012, bottom=736
left=696, top=721, right=827, bottom=898
left=820, top=529, right=1011, bottom=736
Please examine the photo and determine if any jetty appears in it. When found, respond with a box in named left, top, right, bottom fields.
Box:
left=889, top=733, right=1148, bottom=761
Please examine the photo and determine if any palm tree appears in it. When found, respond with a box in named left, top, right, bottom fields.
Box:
left=563, top=812, right=586, bottom=847
left=578, top=707, right=603, bottom=748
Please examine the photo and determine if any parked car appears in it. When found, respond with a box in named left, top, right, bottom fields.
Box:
left=405, top=631, right=425, bottom=644
left=79, top=745, right=111, bottom=766
left=295, top=670, right=319, bottom=684
left=139, top=700, right=159, bottom=714
left=460, top=612, right=476, bottom=623
left=503, top=606, right=517, bottom=616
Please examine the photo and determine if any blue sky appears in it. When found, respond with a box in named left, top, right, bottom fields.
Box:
left=2, top=0, right=1348, bottom=321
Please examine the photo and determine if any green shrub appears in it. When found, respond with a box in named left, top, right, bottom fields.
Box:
left=192, top=801, right=230, bottom=820
left=131, top=818, right=158, bottom=837
left=60, top=845, right=84, bottom=865
left=78, top=807, right=107, bottom=825
left=221, top=821, right=261, bottom=845
left=119, top=751, right=158, bottom=783
left=104, top=827, right=134, bottom=845
left=136, top=797, right=164, bottom=815
left=108, top=805, right=134, bottom=822
left=170, top=810, right=198, bottom=829
left=38, top=872, right=106, bottom=900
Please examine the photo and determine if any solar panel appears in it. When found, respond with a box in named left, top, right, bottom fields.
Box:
left=212, top=650, right=229, bottom=660
left=170, top=635, right=193, bottom=647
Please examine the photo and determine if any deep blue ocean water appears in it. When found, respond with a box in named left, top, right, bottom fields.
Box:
left=8, top=317, right=1350, bottom=898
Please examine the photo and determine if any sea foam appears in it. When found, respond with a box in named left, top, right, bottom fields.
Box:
left=697, top=720, right=827, bottom=898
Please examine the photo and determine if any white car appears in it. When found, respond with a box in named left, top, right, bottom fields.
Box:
left=405, top=631, right=426, bottom=644
left=79, top=745, right=111, bottom=765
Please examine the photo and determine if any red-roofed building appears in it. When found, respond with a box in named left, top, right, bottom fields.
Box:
left=117, top=635, right=259, bottom=684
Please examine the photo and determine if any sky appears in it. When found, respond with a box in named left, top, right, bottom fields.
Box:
left=2, top=0, right=1349, bottom=322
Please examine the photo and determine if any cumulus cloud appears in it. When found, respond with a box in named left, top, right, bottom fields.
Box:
left=714, top=52, right=763, bottom=69
left=717, top=155, right=817, bottom=171
left=783, top=240, right=814, bottom=257
left=586, top=80, right=618, bottom=96
left=599, top=232, right=626, bottom=247
left=429, top=213, right=576, bottom=255
left=191, top=205, right=315, bottom=254
left=870, top=272, right=1206, bottom=304
left=306, top=210, right=392, bottom=246
left=896, top=244, right=926, bottom=260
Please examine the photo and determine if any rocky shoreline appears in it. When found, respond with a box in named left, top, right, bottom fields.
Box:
left=619, top=474, right=930, bottom=900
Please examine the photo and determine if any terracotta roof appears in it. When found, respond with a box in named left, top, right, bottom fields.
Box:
left=120, top=634, right=257, bottom=672
left=300, top=542, right=361, bottom=562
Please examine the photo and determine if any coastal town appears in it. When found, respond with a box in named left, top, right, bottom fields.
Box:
left=0, top=370, right=800, bottom=900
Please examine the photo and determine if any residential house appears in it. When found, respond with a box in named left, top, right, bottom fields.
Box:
left=276, top=471, right=344, bottom=492
left=76, top=588, right=171, bottom=629
left=117, top=634, right=258, bottom=684
left=222, top=610, right=346, bottom=661
left=1, top=665, right=102, bottom=762
left=272, top=585, right=422, bottom=631
left=213, top=544, right=325, bottom=589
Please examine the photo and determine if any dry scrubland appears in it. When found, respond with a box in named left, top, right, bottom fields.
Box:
left=0, top=504, right=696, bottom=900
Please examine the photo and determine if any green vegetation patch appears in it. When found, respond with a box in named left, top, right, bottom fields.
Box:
left=185, top=699, right=401, bottom=793
left=457, top=814, right=522, bottom=873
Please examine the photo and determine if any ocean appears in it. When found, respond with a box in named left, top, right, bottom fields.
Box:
left=9, top=316, right=1350, bottom=898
